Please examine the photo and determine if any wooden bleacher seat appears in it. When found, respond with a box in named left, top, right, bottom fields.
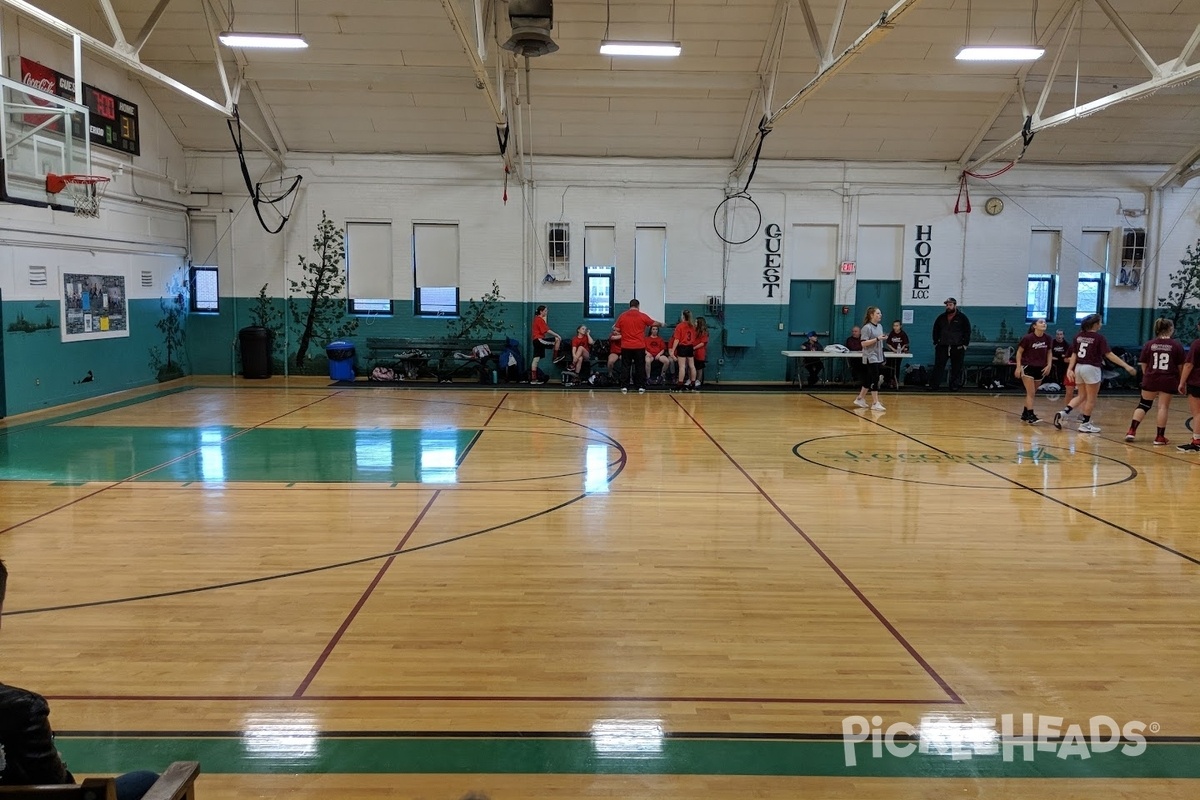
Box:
left=0, top=761, right=200, bottom=800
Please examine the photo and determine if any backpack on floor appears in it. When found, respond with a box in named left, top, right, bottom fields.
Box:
left=370, top=366, right=396, bottom=382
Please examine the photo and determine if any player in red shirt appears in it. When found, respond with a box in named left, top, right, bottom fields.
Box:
left=1015, top=318, right=1053, bottom=423
left=693, top=316, right=710, bottom=390
left=530, top=305, right=562, bottom=385
left=570, top=324, right=594, bottom=379
left=1055, top=314, right=1137, bottom=433
left=670, top=309, right=698, bottom=391
left=1125, top=318, right=1185, bottom=445
left=644, top=325, right=670, bottom=384
left=614, top=299, right=662, bottom=393
left=1177, top=320, right=1200, bottom=452
left=607, top=326, right=623, bottom=379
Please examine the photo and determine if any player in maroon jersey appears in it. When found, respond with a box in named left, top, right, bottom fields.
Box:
left=1178, top=320, right=1200, bottom=452
left=1125, top=318, right=1185, bottom=444
left=1015, top=318, right=1053, bottom=423
left=1054, top=315, right=1137, bottom=433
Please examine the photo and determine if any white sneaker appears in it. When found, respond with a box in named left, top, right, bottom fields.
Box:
left=621, top=387, right=628, bottom=394
left=870, top=402, right=886, bottom=411
left=853, top=397, right=869, bottom=408
left=638, top=387, right=645, bottom=394
left=1078, top=422, right=1101, bottom=433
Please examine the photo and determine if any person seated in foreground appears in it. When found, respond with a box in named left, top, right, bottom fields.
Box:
left=0, top=559, right=160, bottom=800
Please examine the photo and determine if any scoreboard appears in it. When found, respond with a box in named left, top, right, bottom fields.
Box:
left=82, top=83, right=140, bottom=156
left=20, top=57, right=140, bottom=156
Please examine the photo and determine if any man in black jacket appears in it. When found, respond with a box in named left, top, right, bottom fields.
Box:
left=929, top=297, right=971, bottom=391
left=0, top=560, right=158, bottom=799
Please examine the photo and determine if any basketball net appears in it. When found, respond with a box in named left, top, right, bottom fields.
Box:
left=46, top=174, right=110, bottom=218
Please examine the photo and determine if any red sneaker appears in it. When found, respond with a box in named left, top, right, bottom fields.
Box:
left=1153, top=435, right=1169, bottom=446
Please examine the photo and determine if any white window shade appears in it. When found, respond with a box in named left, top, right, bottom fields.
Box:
left=634, top=226, right=666, bottom=323
left=346, top=221, right=394, bottom=299
left=584, top=226, right=615, bottom=267
left=1081, top=231, right=1109, bottom=272
left=1029, top=230, right=1061, bottom=273
left=856, top=225, right=903, bottom=280
left=190, top=218, right=219, bottom=266
left=414, top=224, right=460, bottom=287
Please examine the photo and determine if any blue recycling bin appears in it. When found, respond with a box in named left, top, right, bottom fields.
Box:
left=326, top=340, right=356, bottom=381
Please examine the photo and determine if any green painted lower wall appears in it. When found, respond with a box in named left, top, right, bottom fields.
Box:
left=0, top=294, right=1164, bottom=416
left=177, top=299, right=1173, bottom=384
left=2, top=299, right=170, bottom=417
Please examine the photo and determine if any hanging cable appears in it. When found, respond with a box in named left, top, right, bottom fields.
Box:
left=713, top=116, right=770, bottom=244
left=227, top=104, right=302, bottom=234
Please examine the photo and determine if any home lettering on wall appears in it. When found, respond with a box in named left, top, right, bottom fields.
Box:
left=911, top=224, right=932, bottom=300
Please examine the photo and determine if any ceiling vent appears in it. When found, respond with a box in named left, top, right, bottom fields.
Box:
left=502, top=0, right=559, bottom=57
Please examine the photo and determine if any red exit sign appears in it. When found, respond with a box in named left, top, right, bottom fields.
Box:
left=840, top=261, right=856, bottom=273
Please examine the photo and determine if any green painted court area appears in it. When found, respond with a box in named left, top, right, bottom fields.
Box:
left=55, top=735, right=1200, bottom=778
left=0, top=425, right=479, bottom=484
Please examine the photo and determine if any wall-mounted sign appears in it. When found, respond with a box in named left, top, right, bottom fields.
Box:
left=61, top=271, right=129, bottom=342
left=20, top=57, right=140, bottom=156
left=763, top=223, right=782, bottom=298
left=911, top=225, right=931, bottom=300
left=840, top=261, right=856, bottom=273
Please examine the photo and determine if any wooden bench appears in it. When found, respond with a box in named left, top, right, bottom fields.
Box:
left=0, top=761, right=200, bottom=800
left=365, top=337, right=507, bottom=382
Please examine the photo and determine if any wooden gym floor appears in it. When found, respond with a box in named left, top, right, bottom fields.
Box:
left=0, top=377, right=1197, bottom=799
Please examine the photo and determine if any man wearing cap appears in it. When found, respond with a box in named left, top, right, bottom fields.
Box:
left=929, top=297, right=971, bottom=391
left=800, top=330, right=823, bottom=387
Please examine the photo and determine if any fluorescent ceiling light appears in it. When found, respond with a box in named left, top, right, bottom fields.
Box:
left=600, top=40, right=682, bottom=57
left=219, top=32, right=308, bottom=49
left=956, top=46, right=1044, bottom=62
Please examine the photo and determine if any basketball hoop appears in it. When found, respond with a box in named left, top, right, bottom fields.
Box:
left=46, top=173, right=110, bottom=218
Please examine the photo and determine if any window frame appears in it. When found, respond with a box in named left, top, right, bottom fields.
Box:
left=348, top=298, right=395, bottom=316
left=188, top=265, right=219, bottom=314
left=414, top=286, right=460, bottom=317
left=584, top=264, right=614, bottom=319
left=1075, top=272, right=1106, bottom=324
left=413, top=223, right=460, bottom=318
left=345, top=220, right=395, bottom=317
left=1025, top=273, right=1055, bottom=323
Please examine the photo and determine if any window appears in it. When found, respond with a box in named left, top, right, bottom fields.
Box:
left=1026, top=274, right=1055, bottom=321
left=346, top=221, right=394, bottom=315
left=413, top=223, right=460, bottom=316
left=585, top=265, right=613, bottom=318
left=547, top=222, right=570, bottom=279
left=1027, top=230, right=1060, bottom=322
left=584, top=225, right=615, bottom=318
left=189, top=266, right=218, bottom=313
left=634, top=226, right=666, bottom=323
left=1076, top=272, right=1106, bottom=323
left=1118, top=228, right=1145, bottom=288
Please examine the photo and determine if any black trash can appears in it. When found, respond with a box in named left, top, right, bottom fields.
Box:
left=239, top=325, right=273, bottom=379
left=326, top=340, right=356, bottom=381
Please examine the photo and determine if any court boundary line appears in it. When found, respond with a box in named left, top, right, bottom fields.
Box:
left=812, top=396, right=1200, bottom=566
left=0, top=391, right=344, bottom=539
left=44, top=693, right=961, bottom=704
left=49, top=729, right=1200, bottom=742
left=5, top=396, right=630, bottom=618
left=293, top=491, right=442, bottom=697
left=668, top=395, right=963, bottom=704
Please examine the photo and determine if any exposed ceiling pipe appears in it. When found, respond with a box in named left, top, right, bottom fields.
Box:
left=438, top=0, right=507, bottom=128
left=730, top=0, right=923, bottom=177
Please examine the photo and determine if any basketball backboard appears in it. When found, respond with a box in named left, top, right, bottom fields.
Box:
left=0, top=72, right=90, bottom=207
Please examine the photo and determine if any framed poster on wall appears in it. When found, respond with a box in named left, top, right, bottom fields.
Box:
left=61, top=271, right=128, bottom=341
